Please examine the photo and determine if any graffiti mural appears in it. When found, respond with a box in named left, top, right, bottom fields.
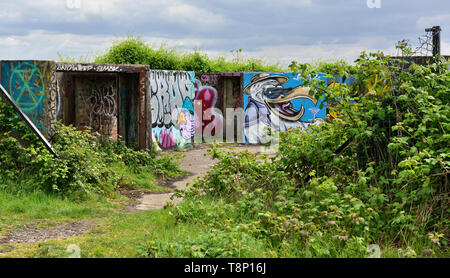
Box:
left=148, top=70, right=225, bottom=149
left=56, top=63, right=123, bottom=72
left=0, top=61, right=57, bottom=139
left=55, top=72, right=70, bottom=123
left=243, top=72, right=327, bottom=144
left=199, top=74, right=219, bottom=86
left=149, top=70, right=196, bottom=149
left=5, top=61, right=46, bottom=131
left=76, top=78, right=118, bottom=139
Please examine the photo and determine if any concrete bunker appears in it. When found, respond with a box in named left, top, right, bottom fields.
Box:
left=56, top=63, right=151, bottom=150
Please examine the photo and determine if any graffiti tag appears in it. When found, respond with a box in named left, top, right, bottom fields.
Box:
left=56, top=64, right=122, bottom=72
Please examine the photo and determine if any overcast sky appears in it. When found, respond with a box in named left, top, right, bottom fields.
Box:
left=1, top=0, right=449, bottom=67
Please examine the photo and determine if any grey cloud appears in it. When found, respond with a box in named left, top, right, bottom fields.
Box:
left=0, top=0, right=449, bottom=62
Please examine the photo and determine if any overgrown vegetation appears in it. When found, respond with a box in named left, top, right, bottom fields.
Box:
left=0, top=98, right=185, bottom=200
left=136, top=52, right=449, bottom=258
left=83, top=36, right=287, bottom=73
left=3, top=38, right=448, bottom=258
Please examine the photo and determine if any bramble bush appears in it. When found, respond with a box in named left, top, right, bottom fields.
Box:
left=290, top=51, right=449, bottom=244
left=163, top=145, right=373, bottom=257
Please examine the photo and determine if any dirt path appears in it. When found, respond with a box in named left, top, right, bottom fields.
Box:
left=0, top=220, right=96, bottom=246
left=135, top=144, right=263, bottom=210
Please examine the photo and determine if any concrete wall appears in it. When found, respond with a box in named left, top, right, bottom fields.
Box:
left=75, top=74, right=119, bottom=139
left=194, top=73, right=242, bottom=143
left=0, top=60, right=57, bottom=140
left=193, top=73, right=224, bottom=143
left=56, top=63, right=150, bottom=150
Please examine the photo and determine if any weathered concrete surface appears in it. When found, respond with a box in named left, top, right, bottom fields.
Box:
left=135, top=144, right=264, bottom=211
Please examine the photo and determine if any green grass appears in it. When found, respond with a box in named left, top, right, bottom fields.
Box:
left=0, top=192, right=448, bottom=258
left=0, top=206, right=202, bottom=258
left=0, top=190, right=122, bottom=226
left=110, top=162, right=169, bottom=192
left=0, top=196, right=269, bottom=258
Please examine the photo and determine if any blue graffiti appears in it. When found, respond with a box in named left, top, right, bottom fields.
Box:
left=2, top=61, right=47, bottom=131
left=243, top=72, right=327, bottom=144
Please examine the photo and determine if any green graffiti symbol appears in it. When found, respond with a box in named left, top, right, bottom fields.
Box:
left=9, top=62, right=46, bottom=113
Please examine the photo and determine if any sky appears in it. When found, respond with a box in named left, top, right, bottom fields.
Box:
left=1, top=0, right=449, bottom=67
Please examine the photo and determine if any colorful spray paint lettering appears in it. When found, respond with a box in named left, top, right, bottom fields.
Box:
left=0, top=61, right=57, bottom=139
left=199, top=74, right=219, bottom=86
left=149, top=70, right=196, bottom=149
left=243, top=72, right=327, bottom=144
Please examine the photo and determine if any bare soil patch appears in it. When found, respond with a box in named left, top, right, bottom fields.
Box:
left=0, top=220, right=96, bottom=247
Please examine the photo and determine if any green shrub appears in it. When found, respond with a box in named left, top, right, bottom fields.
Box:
left=91, top=36, right=286, bottom=73
left=94, top=36, right=153, bottom=65
left=166, top=145, right=375, bottom=257
left=285, top=52, right=449, bottom=250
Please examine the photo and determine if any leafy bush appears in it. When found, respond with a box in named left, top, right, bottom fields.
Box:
left=163, top=145, right=374, bottom=257
left=286, top=53, right=448, bottom=252
left=94, top=37, right=154, bottom=65
left=289, top=52, right=449, bottom=241
left=91, top=36, right=286, bottom=73
left=0, top=98, right=184, bottom=199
